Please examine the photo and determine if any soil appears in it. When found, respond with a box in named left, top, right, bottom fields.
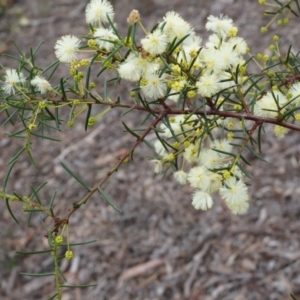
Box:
left=1, top=0, right=300, bottom=300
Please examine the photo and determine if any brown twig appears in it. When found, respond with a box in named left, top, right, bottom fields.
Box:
left=50, top=109, right=169, bottom=231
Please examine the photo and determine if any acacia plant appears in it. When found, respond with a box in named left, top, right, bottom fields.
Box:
left=1, top=0, right=300, bottom=299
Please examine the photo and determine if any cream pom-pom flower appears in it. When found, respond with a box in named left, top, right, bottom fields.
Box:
left=141, top=29, right=168, bottom=55
left=192, top=190, right=214, bottom=211
left=2, top=69, right=25, bottom=94
left=196, top=73, right=221, bottom=97
left=54, top=35, right=81, bottom=63
left=94, top=28, right=118, bottom=51
left=141, top=72, right=167, bottom=99
left=31, top=76, right=52, bottom=94
left=85, top=0, right=114, bottom=27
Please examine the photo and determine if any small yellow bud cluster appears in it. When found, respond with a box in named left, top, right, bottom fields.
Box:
left=239, top=66, right=246, bottom=74
left=234, top=104, right=242, bottom=111
left=65, top=250, right=73, bottom=260
left=262, top=54, right=269, bottom=62
left=87, top=39, right=97, bottom=48
left=227, top=132, right=234, bottom=140
left=181, top=61, right=189, bottom=69
left=216, top=98, right=224, bottom=106
left=80, top=59, right=89, bottom=67
left=295, top=114, right=300, bottom=121
left=67, top=120, right=74, bottom=127
left=55, top=235, right=63, bottom=245
left=191, top=147, right=198, bottom=157
left=169, top=116, right=175, bottom=123
left=256, top=53, right=263, bottom=60
left=166, top=153, right=175, bottom=162
left=227, top=122, right=235, bottom=130
left=89, top=82, right=96, bottom=89
left=103, top=61, right=112, bottom=69
left=172, top=141, right=179, bottom=149
left=70, top=68, right=77, bottom=76
left=140, top=78, right=148, bottom=86
left=171, top=81, right=183, bottom=92
left=269, top=44, right=275, bottom=51
left=129, top=91, right=135, bottom=98
left=28, top=123, right=36, bottom=131
left=187, top=90, right=196, bottom=99
left=88, top=117, right=95, bottom=127
left=38, top=101, right=47, bottom=109
left=183, top=141, right=191, bottom=148
left=261, top=26, right=267, bottom=33
left=167, top=81, right=173, bottom=88
left=148, top=54, right=156, bottom=60
left=283, top=18, right=289, bottom=24
left=274, top=125, right=288, bottom=139
left=70, top=60, right=81, bottom=69
left=73, top=71, right=84, bottom=82
left=73, top=75, right=80, bottom=82
left=223, top=171, right=231, bottom=179
left=189, top=49, right=198, bottom=58
left=227, top=26, right=238, bottom=37
left=196, top=128, right=203, bottom=136
left=286, top=92, right=292, bottom=100
left=277, top=19, right=289, bottom=26
left=171, top=64, right=181, bottom=74
left=73, top=99, right=81, bottom=106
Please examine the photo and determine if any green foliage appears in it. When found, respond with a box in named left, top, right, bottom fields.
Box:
left=1, top=0, right=300, bottom=299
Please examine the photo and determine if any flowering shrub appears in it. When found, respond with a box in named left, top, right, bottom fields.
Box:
left=1, top=0, right=300, bottom=298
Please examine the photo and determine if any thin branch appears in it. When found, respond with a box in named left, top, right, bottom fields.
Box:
left=51, top=109, right=169, bottom=230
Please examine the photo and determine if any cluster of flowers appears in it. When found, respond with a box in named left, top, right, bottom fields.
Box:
left=3, top=0, right=300, bottom=114
left=118, top=12, right=248, bottom=100
left=152, top=114, right=250, bottom=215
left=254, top=86, right=300, bottom=138
left=1, top=69, right=52, bottom=95
left=1, top=0, right=300, bottom=109
left=3, top=0, right=300, bottom=214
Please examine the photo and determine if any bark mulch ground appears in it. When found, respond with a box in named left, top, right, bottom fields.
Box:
left=1, top=1, right=300, bottom=299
